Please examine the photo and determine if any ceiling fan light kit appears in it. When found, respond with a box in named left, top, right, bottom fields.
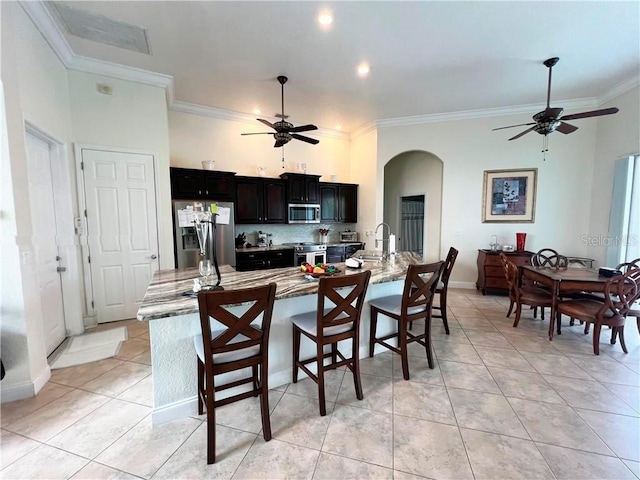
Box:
left=493, top=57, right=619, bottom=158
left=241, top=75, right=319, bottom=152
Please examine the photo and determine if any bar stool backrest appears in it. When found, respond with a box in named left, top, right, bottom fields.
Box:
left=197, top=283, right=277, bottom=360
left=441, top=247, right=459, bottom=287
left=316, top=270, right=371, bottom=337
left=402, top=262, right=445, bottom=317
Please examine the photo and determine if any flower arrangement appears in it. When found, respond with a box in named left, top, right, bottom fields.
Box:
left=319, top=226, right=330, bottom=236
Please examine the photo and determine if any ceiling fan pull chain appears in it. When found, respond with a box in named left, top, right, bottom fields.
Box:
left=282, top=146, right=285, bottom=169
left=542, top=135, right=550, bottom=161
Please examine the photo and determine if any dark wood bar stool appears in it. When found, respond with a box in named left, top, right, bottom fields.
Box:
left=432, top=247, right=458, bottom=334
left=290, top=270, right=371, bottom=416
left=369, top=261, right=444, bottom=380
left=195, top=283, right=277, bottom=464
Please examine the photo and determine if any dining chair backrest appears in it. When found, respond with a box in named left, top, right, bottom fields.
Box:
left=600, top=267, right=640, bottom=318
left=402, top=261, right=445, bottom=316
left=316, top=270, right=371, bottom=337
left=532, top=248, right=568, bottom=268
left=440, top=247, right=459, bottom=287
left=197, top=283, right=277, bottom=360
left=617, top=258, right=640, bottom=274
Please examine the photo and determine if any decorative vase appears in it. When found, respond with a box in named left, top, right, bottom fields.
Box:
left=321, top=234, right=328, bottom=244
left=516, top=232, right=527, bottom=251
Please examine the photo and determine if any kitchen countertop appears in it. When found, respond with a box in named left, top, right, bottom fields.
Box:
left=235, top=244, right=294, bottom=253
left=137, top=251, right=422, bottom=321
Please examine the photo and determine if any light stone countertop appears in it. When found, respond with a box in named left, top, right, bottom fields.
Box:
left=137, top=251, right=423, bottom=321
left=235, top=245, right=294, bottom=253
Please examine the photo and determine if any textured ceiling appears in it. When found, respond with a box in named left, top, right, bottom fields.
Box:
left=45, top=1, right=640, bottom=132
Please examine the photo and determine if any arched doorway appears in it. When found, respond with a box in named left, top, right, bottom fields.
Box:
left=383, top=151, right=443, bottom=261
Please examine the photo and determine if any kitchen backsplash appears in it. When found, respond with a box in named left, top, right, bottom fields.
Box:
left=236, top=224, right=358, bottom=246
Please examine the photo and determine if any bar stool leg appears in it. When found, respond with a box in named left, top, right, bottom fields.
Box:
left=425, top=314, right=434, bottom=369
left=197, top=358, right=205, bottom=415
left=259, top=362, right=272, bottom=440
left=292, top=327, right=301, bottom=383
left=317, top=341, right=327, bottom=416
left=399, top=321, right=410, bottom=380
left=352, top=336, right=363, bottom=400
left=440, top=290, right=450, bottom=335
left=206, top=377, right=216, bottom=464
left=369, top=307, right=378, bottom=357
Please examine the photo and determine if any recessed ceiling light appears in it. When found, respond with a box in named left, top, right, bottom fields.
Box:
left=335, top=124, right=342, bottom=131
left=318, top=11, right=333, bottom=26
left=357, top=64, right=370, bottom=77
left=252, top=108, right=261, bottom=115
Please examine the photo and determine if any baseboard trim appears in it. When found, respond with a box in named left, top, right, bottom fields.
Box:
left=449, top=281, right=476, bottom=290
left=0, top=365, right=51, bottom=403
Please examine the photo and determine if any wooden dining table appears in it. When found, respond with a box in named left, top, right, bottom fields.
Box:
left=520, top=266, right=610, bottom=340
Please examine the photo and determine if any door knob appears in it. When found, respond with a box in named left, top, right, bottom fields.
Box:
left=150, top=254, right=158, bottom=259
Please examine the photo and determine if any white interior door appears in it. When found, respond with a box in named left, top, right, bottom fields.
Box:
left=26, top=132, right=66, bottom=355
left=82, top=148, right=159, bottom=322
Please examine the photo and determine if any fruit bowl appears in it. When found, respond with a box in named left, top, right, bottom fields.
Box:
left=307, top=268, right=341, bottom=278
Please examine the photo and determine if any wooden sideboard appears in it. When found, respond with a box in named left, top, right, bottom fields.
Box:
left=476, top=249, right=534, bottom=295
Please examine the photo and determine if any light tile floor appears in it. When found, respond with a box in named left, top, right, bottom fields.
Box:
left=2, top=291, right=639, bottom=479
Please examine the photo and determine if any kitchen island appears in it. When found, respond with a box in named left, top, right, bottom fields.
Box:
left=138, top=252, right=423, bottom=424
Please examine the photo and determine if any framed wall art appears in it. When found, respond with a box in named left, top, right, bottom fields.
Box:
left=482, top=168, right=537, bottom=223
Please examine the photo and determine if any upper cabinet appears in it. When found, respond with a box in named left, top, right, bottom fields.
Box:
left=170, top=167, right=235, bottom=201
left=279, top=173, right=320, bottom=203
left=235, top=177, right=287, bottom=224
left=320, top=183, right=358, bottom=223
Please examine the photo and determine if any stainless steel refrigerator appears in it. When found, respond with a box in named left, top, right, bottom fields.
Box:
left=173, top=200, right=236, bottom=268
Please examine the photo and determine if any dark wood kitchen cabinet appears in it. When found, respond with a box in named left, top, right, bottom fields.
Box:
left=170, top=167, right=235, bottom=201
left=326, top=243, right=364, bottom=263
left=280, top=173, right=320, bottom=203
left=476, top=249, right=534, bottom=295
left=236, top=248, right=294, bottom=271
left=235, top=177, right=286, bottom=224
left=320, top=183, right=358, bottom=223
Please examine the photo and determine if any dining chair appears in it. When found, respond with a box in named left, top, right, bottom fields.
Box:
left=290, top=270, right=371, bottom=416
left=369, top=261, right=444, bottom=380
left=610, top=259, right=640, bottom=344
left=557, top=267, right=640, bottom=355
left=531, top=248, right=569, bottom=268
left=500, top=254, right=554, bottom=329
left=195, top=282, right=277, bottom=464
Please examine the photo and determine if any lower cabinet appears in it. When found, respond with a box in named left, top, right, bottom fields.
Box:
left=236, top=249, right=294, bottom=272
left=326, top=243, right=364, bottom=263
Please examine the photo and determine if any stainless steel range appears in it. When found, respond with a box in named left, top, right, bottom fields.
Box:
left=283, top=242, right=327, bottom=266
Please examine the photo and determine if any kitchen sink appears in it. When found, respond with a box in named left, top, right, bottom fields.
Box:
left=352, top=249, right=386, bottom=262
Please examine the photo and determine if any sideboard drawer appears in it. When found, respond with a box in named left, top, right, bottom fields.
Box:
left=485, top=277, right=507, bottom=289
left=484, top=255, right=504, bottom=266
left=485, top=266, right=505, bottom=278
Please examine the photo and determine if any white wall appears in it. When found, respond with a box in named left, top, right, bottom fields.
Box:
left=587, top=87, right=640, bottom=266
left=373, top=114, right=597, bottom=285
left=68, top=71, right=174, bottom=270
left=384, top=151, right=443, bottom=261
left=169, top=110, right=350, bottom=182
left=1, top=2, right=75, bottom=400
left=350, top=128, right=378, bottom=244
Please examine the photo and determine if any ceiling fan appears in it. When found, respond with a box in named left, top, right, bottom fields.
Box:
left=493, top=57, right=619, bottom=141
left=241, top=76, right=319, bottom=148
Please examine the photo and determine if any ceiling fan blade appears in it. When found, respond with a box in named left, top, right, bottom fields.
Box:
left=241, top=132, right=274, bottom=135
left=257, top=118, right=276, bottom=129
left=291, top=134, right=320, bottom=145
left=288, top=124, right=318, bottom=133
left=555, top=122, right=578, bottom=134
left=508, top=126, right=536, bottom=141
left=492, top=122, right=536, bottom=131
left=559, top=107, right=619, bottom=121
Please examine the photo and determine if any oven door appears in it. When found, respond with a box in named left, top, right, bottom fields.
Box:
left=307, top=251, right=326, bottom=266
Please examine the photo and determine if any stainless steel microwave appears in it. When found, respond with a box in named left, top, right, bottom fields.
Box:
left=288, top=204, right=321, bottom=224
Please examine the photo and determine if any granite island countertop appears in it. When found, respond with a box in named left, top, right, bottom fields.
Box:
left=137, top=251, right=423, bottom=321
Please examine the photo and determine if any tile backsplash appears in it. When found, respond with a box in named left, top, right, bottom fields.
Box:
left=235, top=224, right=358, bottom=246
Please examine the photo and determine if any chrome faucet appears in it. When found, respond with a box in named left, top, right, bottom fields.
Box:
left=374, top=222, right=391, bottom=250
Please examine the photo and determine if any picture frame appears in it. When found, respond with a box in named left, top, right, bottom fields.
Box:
left=482, top=168, right=537, bottom=223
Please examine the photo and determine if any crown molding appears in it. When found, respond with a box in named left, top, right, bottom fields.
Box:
left=169, top=101, right=349, bottom=141
left=598, top=74, right=640, bottom=106
left=374, top=98, right=598, bottom=129
left=66, top=56, right=174, bottom=90
left=19, top=1, right=74, bottom=65
left=350, top=122, right=377, bottom=140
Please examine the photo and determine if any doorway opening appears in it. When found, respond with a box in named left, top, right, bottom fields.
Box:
left=400, top=195, right=425, bottom=255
